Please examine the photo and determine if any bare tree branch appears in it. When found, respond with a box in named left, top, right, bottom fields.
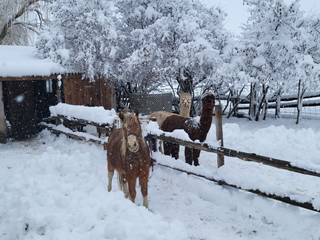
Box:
left=0, top=0, right=46, bottom=44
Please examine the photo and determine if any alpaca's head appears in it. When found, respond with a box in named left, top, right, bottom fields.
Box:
left=201, top=92, right=215, bottom=109
left=179, top=93, right=192, bottom=109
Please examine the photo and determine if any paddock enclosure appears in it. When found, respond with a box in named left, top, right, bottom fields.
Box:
left=40, top=103, right=320, bottom=214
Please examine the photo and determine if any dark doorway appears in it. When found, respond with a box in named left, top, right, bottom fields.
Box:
left=33, top=79, right=58, bottom=125
left=3, top=80, right=58, bottom=140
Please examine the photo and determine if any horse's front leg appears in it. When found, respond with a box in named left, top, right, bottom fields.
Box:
left=139, top=168, right=149, bottom=208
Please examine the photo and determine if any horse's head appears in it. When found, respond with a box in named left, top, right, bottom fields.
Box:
left=201, top=92, right=215, bottom=109
left=119, top=109, right=142, bottom=153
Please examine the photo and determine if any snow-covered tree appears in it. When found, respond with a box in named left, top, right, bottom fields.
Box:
left=294, top=14, right=320, bottom=123
left=36, top=0, right=118, bottom=81
left=0, top=0, right=49, bottom=45
left=115, top=0, right=229, bottom=115
left=217, top=39, right=249, bottom=117
left=113, top=0, right=166, bottom=96
left=36, top=0, right=230, bottom=114
left=240, top=0, right=313, bottom=121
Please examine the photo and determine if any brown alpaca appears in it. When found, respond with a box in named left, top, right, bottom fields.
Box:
left=107, top=109, right=150, bottom=208
left=160, top=92, right=215, bottom=166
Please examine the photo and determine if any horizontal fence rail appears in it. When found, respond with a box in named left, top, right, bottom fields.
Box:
left=151, top=134, right=320, bottom=178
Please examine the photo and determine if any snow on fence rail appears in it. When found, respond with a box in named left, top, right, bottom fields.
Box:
left=49, top=103, right=118, bottom=125
left=42, top=103, right=320, bottom=213
left=42, top=103, right=119, bottom=147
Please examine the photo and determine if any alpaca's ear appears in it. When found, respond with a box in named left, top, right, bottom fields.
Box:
left=134, top=109, right=139, bottom=116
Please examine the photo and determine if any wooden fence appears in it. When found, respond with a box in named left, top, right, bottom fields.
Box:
left=220, top=91, right=320, bottom=114
left=42, top=105, right=320, bottom=213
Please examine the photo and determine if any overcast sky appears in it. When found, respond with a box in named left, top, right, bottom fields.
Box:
left=201, top=0, right=320, bottom=35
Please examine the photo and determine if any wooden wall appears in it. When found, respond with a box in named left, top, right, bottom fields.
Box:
left=63, top=74, right=116, bottom=110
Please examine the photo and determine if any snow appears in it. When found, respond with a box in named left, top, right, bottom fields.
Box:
left=1, top=116, right=320, bottom=239
left=49, top=103, right=117, bottom=125
left=252, top=56, right=266, bottom=68
left=0, top=45, right=67, bottom=78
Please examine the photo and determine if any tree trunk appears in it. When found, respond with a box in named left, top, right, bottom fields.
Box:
left=255, top=85, right=269, bottom=121
left=296, top=80, right=306, bottom=124
left=275, top=88, right=282, bottom=119
left=263, top=98, right=268, bottom=120
left=227, top=86, right=245, bottom=118
left=249, top=83, right=257, bottom=120
left=0, top=0, right=43, bottom=44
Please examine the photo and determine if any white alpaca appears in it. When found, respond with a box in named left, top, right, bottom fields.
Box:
left=148, top=93, right=192, bottom=152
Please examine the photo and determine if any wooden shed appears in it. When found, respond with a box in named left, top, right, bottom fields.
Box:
left=0, top=45, right=116, bottom=142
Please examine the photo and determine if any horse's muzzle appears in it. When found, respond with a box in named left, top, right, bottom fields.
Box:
left=127, top=135, right=139, bottom=152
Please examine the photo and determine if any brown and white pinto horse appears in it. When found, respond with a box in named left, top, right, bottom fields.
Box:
left=106, top=109, right=150, bottom=208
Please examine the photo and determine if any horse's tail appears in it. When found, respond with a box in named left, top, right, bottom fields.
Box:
left=118, top=174, right=129, bottom=198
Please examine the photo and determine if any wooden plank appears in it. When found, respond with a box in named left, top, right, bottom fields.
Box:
left=44, top=124, right=106, bottom=147
left=71, top=78, right=79, bottom=105
left=90, top=80, right=101, bottom=107
left=215, top=105, right=224, bottom=167
left=83, top=78, right=91, bottom=105
left=63, top=77, right=72, bottom=104
left=237, top=99, right=320, bottom=110
left=151, top=134, right=320, bottom=178
left=104, top=80, right=116, bottom=110
left=0, top=82, right=7, bottom=143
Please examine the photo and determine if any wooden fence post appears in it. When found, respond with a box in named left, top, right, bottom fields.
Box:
left=0, top=82, right=7, bottom=143
left=215, top=104, right=224, bottom=167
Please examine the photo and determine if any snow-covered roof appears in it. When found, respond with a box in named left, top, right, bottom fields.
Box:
left=0, top=45, right=67, bottom=78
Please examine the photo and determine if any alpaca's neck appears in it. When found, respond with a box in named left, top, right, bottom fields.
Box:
left=180, top=106, right=190, bottom=118
left=198, top=107, right=213, bottom=141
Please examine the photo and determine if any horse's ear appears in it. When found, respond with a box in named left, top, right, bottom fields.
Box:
left=134, top=109, right=139, bottom=116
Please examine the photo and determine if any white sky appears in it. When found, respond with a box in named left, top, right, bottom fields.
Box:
left=201, top=0, right=320, bottom=35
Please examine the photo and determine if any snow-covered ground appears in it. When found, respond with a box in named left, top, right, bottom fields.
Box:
left=1, top=116, right=320, bottom=240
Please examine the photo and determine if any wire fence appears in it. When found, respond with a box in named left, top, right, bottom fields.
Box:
left=272, top=106, right=320, bottom=119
